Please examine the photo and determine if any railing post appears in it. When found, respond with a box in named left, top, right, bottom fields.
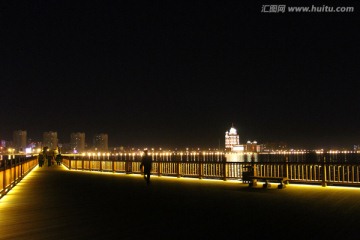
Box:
left=177, top=161, right=181, bottom=178
left=249, top=157, right=257, bottom=187
left=69, top=158, right=72, bottom=170
left=3, top=157, right=6, bottom=193
left=285, top=156, right=289, bottom=179
left=112, top=158, right=115, bottom=173
left=125, top=158, right=130, bottom=174
left=223, top=157, right=227, bottom=181
left=10, top=157, right=13, bottom=188
left=20, top=157, right=23, bottom=180
left=82, top=157, right=84, bottom=171
left=199, top=158, right=203, bottom=179
left=15, top=157, right=18, bottom=183
left=322, top=150, right=327, bottom=187
left=12, top=157, right=14, bottom=184
left=158, top=161, right=162, bottom=177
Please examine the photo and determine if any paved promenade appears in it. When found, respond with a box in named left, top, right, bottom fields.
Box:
left=1, top=164, right=360, bottom=240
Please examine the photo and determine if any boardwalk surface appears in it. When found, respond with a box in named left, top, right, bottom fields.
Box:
left=1, top=164, right=360, bottom=240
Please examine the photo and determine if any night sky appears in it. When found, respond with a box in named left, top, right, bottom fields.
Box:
left=1, top=1, right=359, bottom=149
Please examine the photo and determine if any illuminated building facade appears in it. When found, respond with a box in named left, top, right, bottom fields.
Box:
left=93, top=133, right=108, bottom=152
left=246, top=141, right=259, bottom=152
left=225, top=125, right=262, bottom=161
left=43, top=131, right=58, bottom=150
left=225, top=125, right=240, bottom=150
left=70, top=132, right=86, bottom=153
left=13, top=130, right=27, bottom=153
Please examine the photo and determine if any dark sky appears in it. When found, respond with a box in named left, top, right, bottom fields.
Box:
left=1, top=1, right=359, bottom=149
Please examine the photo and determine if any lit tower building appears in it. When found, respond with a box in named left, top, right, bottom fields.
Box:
left=93, top=133, right=108, bottom=152
left=13, top=130, right=27, bottom=153
left=225, top=125, right=240, bottom=150
left=43, top=131, right=58, bottom=150
left=70, top=132, right=86, bottom=153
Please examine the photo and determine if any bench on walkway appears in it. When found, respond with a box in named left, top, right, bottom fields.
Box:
left=248, top=176, right=289, bottom=189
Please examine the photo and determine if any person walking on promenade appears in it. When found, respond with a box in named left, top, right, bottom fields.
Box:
left=38, top=152, right=45, bottom=167
left=140, top=149, right=152, bottom=186
left=55, top=153, right=62, bottom=165
left=38, top=147, right=49, bottom=167
left=47, top=153, right=53, bottom=167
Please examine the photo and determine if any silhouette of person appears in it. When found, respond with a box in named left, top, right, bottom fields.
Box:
left=140, top=149, right=152, bottom=185
left=38, top=152, right=45, bottom=167
left=55, top=154, right=62, bottom=165
left=47, top=152, right=53, bottom=167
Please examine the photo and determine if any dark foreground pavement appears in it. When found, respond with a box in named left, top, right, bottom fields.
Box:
left=1, top=164, right=360, bottom=240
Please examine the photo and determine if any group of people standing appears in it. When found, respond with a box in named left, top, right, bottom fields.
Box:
left=37, top=147, right=151, bottom=185
left=38, top=147, right=62, bottom=167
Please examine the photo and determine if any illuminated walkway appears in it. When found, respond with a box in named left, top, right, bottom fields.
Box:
left=1, top=164, right=360, bottom=239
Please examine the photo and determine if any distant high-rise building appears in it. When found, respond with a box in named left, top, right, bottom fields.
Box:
left=43, top=131, right=58, bottom=150
left=93, top=133, right=108, bottom=152
left=70, top=132, right=86, bottom=153
left=0, top=140, right=6, bottom=148
left=13, top=130, right=27, bottom=152
left=225, top=125, right=240, bottom=150
left=263, top=142, right=287, bottom=151
left=246, top=141, right=260, bottom=152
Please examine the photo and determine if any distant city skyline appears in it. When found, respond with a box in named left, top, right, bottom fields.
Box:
left=1, top=126, right=358, bottom=152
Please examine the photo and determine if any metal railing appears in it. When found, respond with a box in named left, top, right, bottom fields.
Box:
left=62, top=155, right=360, bottom=187
left=0, top=156, right=38, bottom=199
left=2, top=153, right=359, bottom=200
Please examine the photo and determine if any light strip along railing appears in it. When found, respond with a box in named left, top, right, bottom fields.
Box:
left=62, top=158, right=250, bottom=180
left=0, top=156, right=38, bottom=199
left=62, top=153, right=360, bottom=187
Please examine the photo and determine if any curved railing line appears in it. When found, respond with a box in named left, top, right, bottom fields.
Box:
left=0, top=156, right=38, bottom=199
left=61, top=157, right=360, bottom=187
